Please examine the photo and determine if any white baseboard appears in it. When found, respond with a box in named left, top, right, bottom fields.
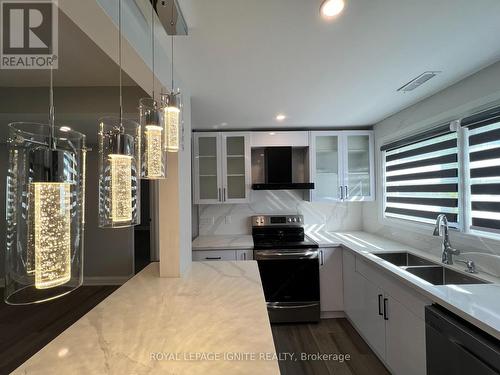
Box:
left=321, top=311, right=346, bottom=319
left=83, top=275, right=133, bottom=286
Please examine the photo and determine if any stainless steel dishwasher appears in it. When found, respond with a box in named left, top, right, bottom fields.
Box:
left=426, top=305, right=500, bottom=375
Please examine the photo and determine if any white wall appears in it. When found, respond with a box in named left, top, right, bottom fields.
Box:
left=199, top=190, right=363, bottom=236
left=157, top=95, right=192, bottom=277
left=363, top=60, right=500, bottom=277
left=179, top=96, right=193, bottom=273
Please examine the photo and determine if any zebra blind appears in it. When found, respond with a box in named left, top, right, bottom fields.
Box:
left=383, top=131, right=459, bottom=226
left=465, top=116, right=500, bottom=233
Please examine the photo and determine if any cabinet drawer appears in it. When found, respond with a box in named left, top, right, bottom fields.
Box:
left=193, top=250, right=237, bottom=261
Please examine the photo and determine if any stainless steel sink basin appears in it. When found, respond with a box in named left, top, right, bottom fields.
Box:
left=404, top=266, right=488, bottom=285
left=373, top=252, right=436, bottom=267
left=372, top=252, right=489, bottom=285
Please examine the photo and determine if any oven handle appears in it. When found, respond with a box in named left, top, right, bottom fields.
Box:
left=255, top=250, right=318, bottom=260
left=267, top=302, right=319, bottom=310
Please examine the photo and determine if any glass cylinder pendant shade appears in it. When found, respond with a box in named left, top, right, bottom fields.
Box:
left=5, top=122, right=86, bottom=305
left=98, top=117, right=140, bottom=228
left=162, top=91, right=182, bottom=153
left=139, top=98, right=166, bottom=179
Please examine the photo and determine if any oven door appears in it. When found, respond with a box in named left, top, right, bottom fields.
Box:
left=255, top=249, right=320, bottom=323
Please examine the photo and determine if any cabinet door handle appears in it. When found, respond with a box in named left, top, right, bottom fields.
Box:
left=218, top=188, right=221, bottom=202
left=383, top=298, right=389, bottom=320
left=224, top=188, right=226, bottom=202
left=344, top=185, right=349, bottom=200
left=378, top=294, right=383, bottom=316
left=339, top=186, right=344, bottom=200
left=243, top=252, right=246, bottom=260
left=320, top=250, right=324, bottom=266
left=205, top=257, right=222, bottom=260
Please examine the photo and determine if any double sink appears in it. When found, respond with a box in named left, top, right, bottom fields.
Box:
left=373, top=252, right=488, bottom=285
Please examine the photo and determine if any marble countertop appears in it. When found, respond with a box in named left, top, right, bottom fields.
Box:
left=192, top=235, right=254, bottom=250
left=13, top=262, right=280, bottom=375
left=314, top=231, right=500, bottom=341
left=192, top=231, right=500, bottom=340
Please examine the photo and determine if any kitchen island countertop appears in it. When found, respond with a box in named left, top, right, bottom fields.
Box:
left=13, top=261, right=280, bottom=375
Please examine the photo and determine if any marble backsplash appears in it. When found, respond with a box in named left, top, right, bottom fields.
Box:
left=198, top=190, right=363, bottom=235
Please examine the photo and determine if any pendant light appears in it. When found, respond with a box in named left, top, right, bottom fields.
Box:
left=139, top=3, right=166, bottom=179
left=98, top=0, right=141, bottom=228
left=162, top=35, right=182, bottom=153
left=5, top=62, right=87, bottom=305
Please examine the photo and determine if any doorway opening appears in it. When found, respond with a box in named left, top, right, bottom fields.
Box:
left=134, top=180, right=151, bottom=274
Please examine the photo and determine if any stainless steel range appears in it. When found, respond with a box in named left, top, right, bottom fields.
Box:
left=252, top=215, right=320, bottom=323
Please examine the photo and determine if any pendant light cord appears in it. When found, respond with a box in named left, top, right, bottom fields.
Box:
left=49, top=60, right=55, bottom=150
left=171, top=36, right=174, bottom=91
left=151, top=3, right=155, bottom=99
left=118, top=0, right=123, bottom=127
left=170, top=0, right=175, bottom=91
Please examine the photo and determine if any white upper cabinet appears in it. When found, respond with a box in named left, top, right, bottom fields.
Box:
left=193, top=132, right=251, bottom=204
left=310, top=132, right=343, bottom=201
left=221, top=133, right=251, bottom=203
left=251, top=131, right=309, bottom=147
left=309, top=130, right=374, bottom=202
left=344, top=132, right=374, bottom=201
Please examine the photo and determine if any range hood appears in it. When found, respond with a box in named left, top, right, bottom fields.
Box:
left=251, top=147, right=314, bottom=190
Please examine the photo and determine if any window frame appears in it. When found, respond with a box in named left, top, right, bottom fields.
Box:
left=380, top=113, right=500, bottom=241
left=462, top=119, right=500, bottom=239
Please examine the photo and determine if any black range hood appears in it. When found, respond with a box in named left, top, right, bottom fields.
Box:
left=251, top=147, right=315, bottom=191
left=252, top=182, right=315, bottom=190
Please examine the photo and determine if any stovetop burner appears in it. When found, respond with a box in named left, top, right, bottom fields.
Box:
left=251, top=215, right=318, bottom=250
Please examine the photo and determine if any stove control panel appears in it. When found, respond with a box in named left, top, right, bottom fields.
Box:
left=252, top=215, right=303, bottom=227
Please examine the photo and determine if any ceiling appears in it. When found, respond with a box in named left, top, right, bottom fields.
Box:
left=175, top=0, right=500, bottom=130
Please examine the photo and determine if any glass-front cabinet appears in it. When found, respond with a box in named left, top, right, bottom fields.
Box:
left=345, top=133, right=372, bottom=200
left=195, top=133, right=221, bottom=203
left=193, top=132, right=251, bottom=204
left=310, top=131, right=374, bottom=202
left=311, top=133, right=342, bottom=201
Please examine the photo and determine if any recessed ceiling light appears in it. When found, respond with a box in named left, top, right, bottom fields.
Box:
left=59, top=126, right=72, bottom=132
left=276, top=114, right=286, bottom=121
left=320, top=0, right=345, bottom=18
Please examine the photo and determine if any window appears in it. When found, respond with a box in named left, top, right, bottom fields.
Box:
left=381, top=105, right=500, bottom=239
left=463, top=107, right=500, bottom=234
left=381, top=125, right=460, bottom=227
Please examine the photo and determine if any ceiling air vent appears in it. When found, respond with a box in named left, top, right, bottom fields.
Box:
left=397, top=71, right=441, bottom=92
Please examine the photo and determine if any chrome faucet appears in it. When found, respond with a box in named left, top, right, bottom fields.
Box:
left=433, top=214, right=460, bottom=265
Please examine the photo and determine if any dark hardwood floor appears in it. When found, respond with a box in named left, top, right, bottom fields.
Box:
left=272, top=318, right=390, bottom=375
left=0, top=286, right=118, bottom=374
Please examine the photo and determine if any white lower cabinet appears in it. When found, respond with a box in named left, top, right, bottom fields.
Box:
left=319, top=248, right=344, bottom=312
left=192, top=249, right=253, bottom=261
left=359, top=277, right=386, bottom=359
left=342, top=250, right=428, bottom=375
left=343, top=250, right=363, bottom=321
left=385, top=295, right=427, bottom=375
